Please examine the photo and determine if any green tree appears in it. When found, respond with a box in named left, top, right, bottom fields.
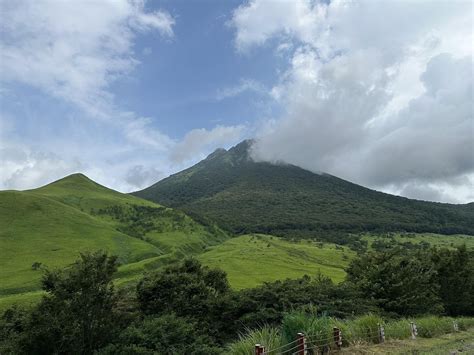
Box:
left=97, top=314, right=220, bottom=355
left=346, top=247, right=443, bottom=316
left=432, top=245, right=474, bottom=315
left=18, top=251, right=120, bottom=354
left=137, top=258, right=230, bottom=340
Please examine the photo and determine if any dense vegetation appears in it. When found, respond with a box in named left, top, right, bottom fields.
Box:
left=134, top=140, right=474, bottom=237
left=1, top=244, right=473, bottom=354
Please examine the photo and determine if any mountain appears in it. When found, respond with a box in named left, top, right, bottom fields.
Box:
left=134, top=140, right=474, bottom=237
left=0, top=174, right=228, bottom=305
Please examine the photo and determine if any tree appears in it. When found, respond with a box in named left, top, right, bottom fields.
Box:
left=18, top=251, right=120, bottom=354
left=432, top=245, right=474, bottom=315
left=137, top=258, right=230, bottom=341
left=346, top=247, right=443, bottom=316
left=97, top=314, right=220, bottom=355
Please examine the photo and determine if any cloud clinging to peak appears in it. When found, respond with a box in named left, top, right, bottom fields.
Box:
left=232, top=0, right=473, bottom=203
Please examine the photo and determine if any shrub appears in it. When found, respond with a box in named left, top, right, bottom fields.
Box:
left=98, top=314, right=220, bottom=355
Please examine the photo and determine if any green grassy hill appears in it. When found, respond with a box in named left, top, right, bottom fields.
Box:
left=199, top=234, right=355, bottom=289
left=0, top=174, right=228, bottom=307
left=197, top=233, right=474, bottom=290
left=134, top=140, right=474, bottom=237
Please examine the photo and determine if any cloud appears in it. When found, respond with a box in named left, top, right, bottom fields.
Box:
left=171, top=125, right=246, bottom=164
left=125, top=116, right=175, bottom=151
left=0, top=0, right=185, bottom=192
left=0, top=144, right=84, bottom=190
left=215, top=79, right=266, bottom=101
left=0, top=0, right=174, bottom=116
left=125, top=165, right=164, bottom=190
left=0, top=109, right=245, bottom=192
left=231, top=0, right=324, bottom=52
left=233, top=0, right=473, bottom=203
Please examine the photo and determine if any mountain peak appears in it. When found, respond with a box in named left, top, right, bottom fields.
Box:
left=34, top=172, right=106, bottom=193
left=228, top=139, right=254, bottom=156
left=134, top=141, right=474, bottom=236
left=205, top=148, right=227, bottom=160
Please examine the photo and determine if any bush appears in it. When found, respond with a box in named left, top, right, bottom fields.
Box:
left=98, top=314, right=220, bottom=355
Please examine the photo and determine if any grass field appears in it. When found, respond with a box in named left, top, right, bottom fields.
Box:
left=199, top=234, right=355, bottom=289
left=0, top=174, right=228, bottom=308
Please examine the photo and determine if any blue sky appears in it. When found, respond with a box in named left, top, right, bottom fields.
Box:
left=117, top=0, right=280, bottom=136
left=0, top=0, right=472, bottom=203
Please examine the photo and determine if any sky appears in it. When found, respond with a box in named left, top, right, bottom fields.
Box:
left=0, top=0, right=472, bottom=203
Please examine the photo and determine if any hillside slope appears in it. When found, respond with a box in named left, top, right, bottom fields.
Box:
left=0, top=174, right=228, bottom=300
left=199, top=234, right=354, bottom=289
left=134, top=140, right=474, bottom=237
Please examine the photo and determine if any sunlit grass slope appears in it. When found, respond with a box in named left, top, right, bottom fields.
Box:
left=363, top=232, right=474, bottom=249
left=32, top=173, right=154, bottom=212
left=199, top=234, right=355, bottom=289
left=0, top=173, right=228, bottom=306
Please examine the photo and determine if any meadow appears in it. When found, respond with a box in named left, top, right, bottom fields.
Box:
left=0, top=174, right=227, bottom=309
left=198, top=234, right=354, bottom=289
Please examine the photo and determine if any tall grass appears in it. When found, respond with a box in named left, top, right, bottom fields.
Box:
left=415, top=316, right=455, bottom=338
left=226, top=326, right=282, bottom=355
left=458, top=317, right=474, bottom=331
left=347, top=314, right=384, bottom=343
left=281, top=311, right=332, bottom=344
left=384, top=318, right=411, bottom=339
left=227, top=314, right=474, bottom=354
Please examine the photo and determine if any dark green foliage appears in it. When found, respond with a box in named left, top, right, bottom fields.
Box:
left=432, top=245, right=474, bottom=315
left=94, top=204, right=183, bottom=239
left=137, top=258, right=231, bottom=342
left=134, top=140, right=474, bottom=238
left=231, top=273, right=377, bottom=329
left=0, top=307, right=29, bottom=354
left=31, top=261, right=42, bottom=270
left=97, top=314, right=220, bottom=355
left=1, top=252, right=120, bottom=355
left=346, top=248, right=443, bottom=316
left=137, top=258, right=229, bottom=315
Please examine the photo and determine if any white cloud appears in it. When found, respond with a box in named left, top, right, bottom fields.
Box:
left=0, top=0, right=174, bottom=116
left=0, top=143, right=84, bottom=190
left=233, top=0, right=473, bottom=203
left=171, top=125, right=246, bottom=164
left=0, top=0, right=185, bottom=192
left=125, top=116, right=175, bottom=151
left=215, top=79, right=266, bottom=101
left=125, top=165, right=164, bottom=190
